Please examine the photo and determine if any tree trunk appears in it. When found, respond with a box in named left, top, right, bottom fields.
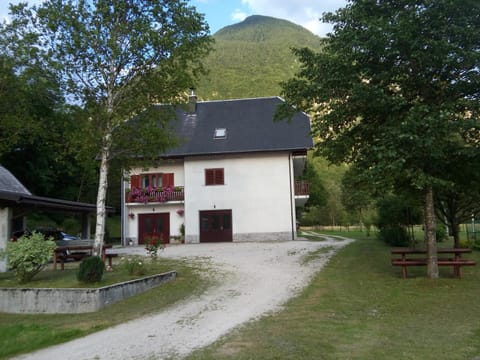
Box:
left=452, top=221, right=460, bottom=248
left=93, top=137, right=110, bottom=257
left=424, top=185, right=439, bottom=279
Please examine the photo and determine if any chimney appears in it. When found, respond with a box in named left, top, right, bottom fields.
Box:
left=188, top=88, right=197, bottom=113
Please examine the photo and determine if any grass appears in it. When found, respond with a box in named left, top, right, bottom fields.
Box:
left=0, top=256, right=172, bottom=288
left=187, top=231, right=480, bottom=360
left=0, top=257, right=215, bottom=359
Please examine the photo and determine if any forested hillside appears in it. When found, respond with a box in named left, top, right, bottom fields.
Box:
left=196, top=15, right=322, bottom=100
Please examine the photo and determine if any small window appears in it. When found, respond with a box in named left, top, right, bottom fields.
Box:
left=214, top=128, right=227, bottom=139
left=205, top=168, right=224, bottom=186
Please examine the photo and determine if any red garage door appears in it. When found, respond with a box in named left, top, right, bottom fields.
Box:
left=199, top=210, right=232, bottom=243
left=138, top=213, right=170, bottom=245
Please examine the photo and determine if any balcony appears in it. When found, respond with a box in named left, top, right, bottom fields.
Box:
left=126, top=186, right=184, bottom=204
left=294, top=180, right=310, bottom=196
left=294, top=180, right=309, bottom=207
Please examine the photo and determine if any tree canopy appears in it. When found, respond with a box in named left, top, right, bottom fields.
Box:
left=1, top=0, right=213, bottom=253
left=279, top=0, right=480, bottom=278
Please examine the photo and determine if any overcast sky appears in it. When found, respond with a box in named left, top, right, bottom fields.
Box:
left=1, top=0, right=349, bottom=37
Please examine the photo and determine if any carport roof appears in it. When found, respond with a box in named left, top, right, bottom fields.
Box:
left=0, top=166, right=105, bottom=213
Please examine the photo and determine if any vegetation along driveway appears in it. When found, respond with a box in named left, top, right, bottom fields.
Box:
left=15, top=235, right=352, bottom=360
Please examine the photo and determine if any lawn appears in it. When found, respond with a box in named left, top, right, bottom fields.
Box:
left=187, top=232, right=480, bottom=360
left=0, top=257, right=214, bottom=359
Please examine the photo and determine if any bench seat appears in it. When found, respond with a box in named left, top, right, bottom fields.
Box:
left=392, top=258, right=476, bottom=278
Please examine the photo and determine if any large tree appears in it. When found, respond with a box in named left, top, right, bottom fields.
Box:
left=278, top=0, right=480, bottom=278
left=3, top=1, right=213, bottom=254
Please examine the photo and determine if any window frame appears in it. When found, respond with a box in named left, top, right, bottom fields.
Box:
left=205, top=168, right=225, bottom=186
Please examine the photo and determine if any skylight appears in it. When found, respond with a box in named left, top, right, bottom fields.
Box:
left=214, top=128, right=227, bottom=139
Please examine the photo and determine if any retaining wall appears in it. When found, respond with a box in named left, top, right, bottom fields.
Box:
left=0, top=271, right=176, bottom=314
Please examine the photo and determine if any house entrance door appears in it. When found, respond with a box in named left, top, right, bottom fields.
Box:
left=199, top=210, right=232, bottom=243
left=138, top=213, right=169, bottom=245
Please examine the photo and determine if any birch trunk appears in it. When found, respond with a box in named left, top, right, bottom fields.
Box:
left=424, top=185, right=439, bottom=279
left=93, top=135, right=111, bottom=257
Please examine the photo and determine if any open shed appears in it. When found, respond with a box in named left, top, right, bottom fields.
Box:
left=0, top=165, right=101, bottom=272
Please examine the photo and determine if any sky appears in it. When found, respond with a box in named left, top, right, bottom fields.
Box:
left=0, top=0, right=348, bottom=37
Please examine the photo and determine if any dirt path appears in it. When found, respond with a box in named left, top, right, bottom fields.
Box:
left=15, top=236, right=352, bottom=360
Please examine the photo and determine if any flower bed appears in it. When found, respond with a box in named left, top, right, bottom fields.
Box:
left=0, top=271, right=176, bottom=314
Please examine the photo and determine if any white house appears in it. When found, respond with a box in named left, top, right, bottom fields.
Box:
left=121, top=95, right=313, bottom=245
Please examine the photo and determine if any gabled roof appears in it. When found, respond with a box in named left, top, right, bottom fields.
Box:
left=163, top=96, right=313, bottom=157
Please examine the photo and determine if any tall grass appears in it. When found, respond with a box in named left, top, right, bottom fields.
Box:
left=188, top=232, right=480, bottom=360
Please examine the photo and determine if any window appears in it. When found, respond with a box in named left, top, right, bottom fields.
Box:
left=214, top=128, right=227, bottom=139
left=205, top=168, right=224, bottom=186
left=130, top=173, right=174, bottom=189
left=142, top=173, right=162, bottom=188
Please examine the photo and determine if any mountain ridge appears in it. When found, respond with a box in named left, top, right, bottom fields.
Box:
left=196, top=15, right=322, bottom=100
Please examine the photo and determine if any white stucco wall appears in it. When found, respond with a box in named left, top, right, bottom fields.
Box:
left=184, top=152, right=296, bottom=243
left=0, top=207, right=12, bottom=272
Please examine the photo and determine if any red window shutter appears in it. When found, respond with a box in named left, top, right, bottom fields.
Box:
left=205, top=168, right=224, bottom=185
left=205, top=169, right=214, bottom=185
left=130, top=175, right=141, bottom=188
left=215, top=169, right=224, bottom=185
left=163, top=173, right=174, bottom=187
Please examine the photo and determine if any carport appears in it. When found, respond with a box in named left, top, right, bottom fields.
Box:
left=0, top=165, right=105, bottom=272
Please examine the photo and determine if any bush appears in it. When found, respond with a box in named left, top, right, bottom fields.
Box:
left=0, top=232, right=56, bottom=283
left=121, top=255, right=147, bottom=276
left=377, top=226, right=410, bottom=247
left=77, top=256, right=105, bottom=283
left=436, top=224, right=447, bottom=242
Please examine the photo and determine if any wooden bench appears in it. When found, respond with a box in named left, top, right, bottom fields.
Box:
left=53, top=243, right=115, bottom=270
left=391, top=248, right=476, bottom=279
left=105, top=252, right=119, bottom=267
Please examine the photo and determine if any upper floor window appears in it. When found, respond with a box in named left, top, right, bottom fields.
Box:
left=130, top=173, right=174, bottom=188
left=142, top=173, right=162, bottom=188
left=205, top=168, right=224, bottom=186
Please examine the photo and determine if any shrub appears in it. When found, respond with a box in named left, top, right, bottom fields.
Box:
left=121, top=255, right=147, bottom=276
left=0, top=231, right=56, bottom=283
left=377, top=226, right=410, bottom=247
left=77, top=256, right=105, bottom=283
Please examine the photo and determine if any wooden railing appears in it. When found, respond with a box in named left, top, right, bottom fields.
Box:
left=295, top=180, right=310, bottom=196
left=127, top=186, right=184, bottom=203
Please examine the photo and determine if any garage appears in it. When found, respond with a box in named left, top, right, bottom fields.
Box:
left=199, top=210, right=232, bottom=243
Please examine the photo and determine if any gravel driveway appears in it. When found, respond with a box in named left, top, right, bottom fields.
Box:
left=15, top=235, right=352, bottom=360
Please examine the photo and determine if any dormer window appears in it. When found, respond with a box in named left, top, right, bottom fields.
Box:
left=214, top=128, right=227, bottom=139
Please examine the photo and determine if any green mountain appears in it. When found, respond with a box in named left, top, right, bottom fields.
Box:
left=196, top=15, right=322, bottom=100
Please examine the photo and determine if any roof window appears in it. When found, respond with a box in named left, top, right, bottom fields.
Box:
left=214, top=128, right=227, bottom=139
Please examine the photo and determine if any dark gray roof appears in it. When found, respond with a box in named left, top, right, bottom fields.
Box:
left=164, top=96, right=312, bottom=157
left=0, top=165, right=111, bottom=213
left=0, top=166, right=31, bottom=195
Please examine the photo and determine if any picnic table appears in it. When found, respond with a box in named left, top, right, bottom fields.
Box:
left=53, top=243, right=117, bottom=270
left=391, top=248, right=476, bottom=279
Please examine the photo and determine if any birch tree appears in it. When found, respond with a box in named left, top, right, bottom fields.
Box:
left=3, top=0, right=212, bottom=255
left=278, top=0, right=480, bottom=278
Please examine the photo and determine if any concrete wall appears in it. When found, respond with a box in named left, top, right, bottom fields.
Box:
left=0, top=207, right=12, bottom=272
left=0, top=271, right=176, bottom=313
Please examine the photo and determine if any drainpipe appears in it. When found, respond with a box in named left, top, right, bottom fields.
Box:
left=121, top=172, right=126, bottom=246
left=288, top=153, right=295, bottom=240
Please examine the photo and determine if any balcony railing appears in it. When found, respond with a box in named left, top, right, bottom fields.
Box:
left=127, top=186, right=184, bottom=204
left=294, top=180, right=310, bottom=196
